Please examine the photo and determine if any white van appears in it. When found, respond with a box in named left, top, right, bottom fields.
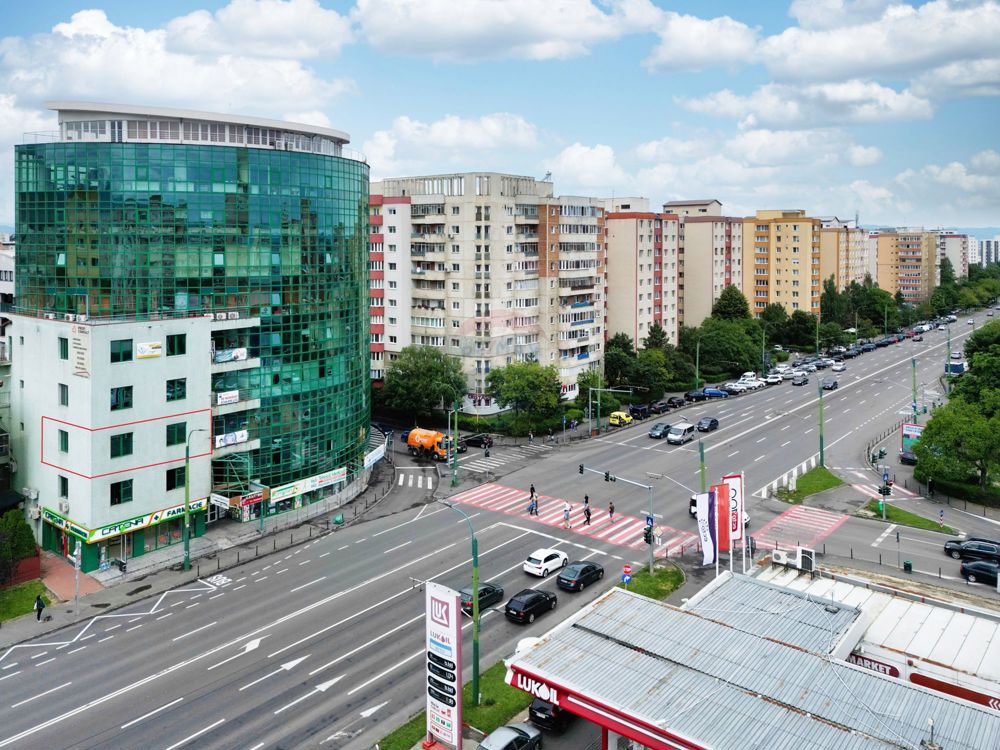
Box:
left=667, top=423, right=695, bottom=445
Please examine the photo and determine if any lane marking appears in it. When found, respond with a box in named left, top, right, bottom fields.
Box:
left=67, top=646, right=86, bottom=655
left=156, top=612, right=174, bottom=621
left=125, top=624, right=143, bottom=632
left=162, top=718, right=226, bottom=750
left=0, top=671, right=20, bottom=683
left=34, top=658, right=56, bottom=667
left=290, top=577, right=327, bottom=593
left=319, top=552, right=331, bottom=558
left=121, top=697, right=185, bottom=729
left=232, top=584, right=247, bottom=591
left=11, top=681, right=71, bottom=709
left=172, top=621, right=217, bottom=642
left=97, top=636, right=114, bottom=643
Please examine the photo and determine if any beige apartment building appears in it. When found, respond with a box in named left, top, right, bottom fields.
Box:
left=742, top=210, right=822, bottom=316
left=819, top=218, right=870, bottom=289
left=933, top=230, right=970, bottom=279
left=371, top=173, right=605, bottom=413
left=875, top=229, right=938, bottom=303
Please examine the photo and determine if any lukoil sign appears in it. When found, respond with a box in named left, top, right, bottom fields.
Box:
left=514, top=673, right=560, bottom=706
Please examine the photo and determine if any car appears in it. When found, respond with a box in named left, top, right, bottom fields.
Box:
left=913, top=335, right=923, bottom=342
left=464, top=433, right=494, bottom=448
left=649, top=399, right=670, bottom=415
left=528, top=697, right=574, bottom=732
left=666, top=396, right=687, bottom=409
left=608, top=411, right=633, bottom=426
left=938, top=324, right=947, bottom=330
left=740, top=378, right=766, bottom=389
left=968, top=319, right=974, bottom=325
left=766, top=373, right=783, bottom=384
left=685, top=389, right=708, bottom=402
left=813, top=359, right=829, bottom=369
left=951, top=350, right=963, bottom=360
left=781, top=370, right=797, bottom=380
left=899, top=450, right=917, bottom=465
left=557, top=561, right=605, bottom=591
left=821, top=378, right=838, bottom=390
left=773, top=344, right=784, bottom=351
left=648, top=422, right=671, bottom=439
left=723, top=381, right=748, bottom=393
left=860, top=342, right=876, bottom=352
left=843, top=348, right=860, bottom=359
left=989, top=311, right=995, bottom=317
left=831, top=363, right=846, bottom=372
left=504, top=589, right=558, bottom=625
left=459, top=582, right=505, bottom=614
left=792, top=375, right=809, bottom=386
left=802, top=363, right=818, bottom=372
left=522, top=548, right=569, bottom=577
left=697, top=417, right=719, bottom=432
left=371, top=422, right=394, bottom=436
left=628, top=404, right=650, bottom=420
left=478, top=722, right=543, bottom=750
left=454, top=439, right=469, bottom=454
left=943, top=538, right=1000, bottom=562
left=703, top=387, right=730, bottom=399
left=961, top=560, right=999, bottom=586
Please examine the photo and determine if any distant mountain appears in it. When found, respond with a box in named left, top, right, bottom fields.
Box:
left=952, top=227, right=1000, bottom=241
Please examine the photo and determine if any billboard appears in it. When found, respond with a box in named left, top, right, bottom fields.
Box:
left=722, top=473, right=744, bottom=541
left=425, top=582, right=462, bottom=746
left=695, top=492, right=715, bottom=565
left=901, top=423, right=924, bottom=452
left=137, top=341, right=162, bottom=358
left=712, top=484, right=731, bottom=552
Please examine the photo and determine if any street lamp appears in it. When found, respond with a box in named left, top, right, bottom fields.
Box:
left=183, top=428, right=209, bottom=571
left=817, top=382, right=825, bottom=468
left=436, top=500, right=481, bottom=706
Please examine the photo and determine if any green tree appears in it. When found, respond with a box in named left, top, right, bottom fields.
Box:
left=760, top=303, right=789, bottom=330
left=661, top=343, right=695, bottom=388
left=958, top=288, right=980, bottom=310
left=711, top=285, right=751, bottom=320
left=485, top=361, right=562, bottom=416
left=820, top=276, right=848, bottom=328
left=0, top=510, right=37, bottom=585
left=679, top=318, right=759, bottom=380
left=785, top=310, right=818, bottom=348
left=607, top=332, right=635, bottom=353
left=818, top=322, right=845, bottom=349
left=380, top=346, right=467, bottom=421
left=940, top=256, right=956, bottom=287
left=915, top=399, right=1000, bottom=492
left=604, top=348, right=635, bottom=388
left=642, top=322, right=668, bottom=351
left=632, top=348, right=670, bottom=402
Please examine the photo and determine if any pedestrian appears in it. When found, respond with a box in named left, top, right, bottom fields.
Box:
left=608, top=501, right=615, bottom=523
left=528, top=430, right=534, bottom=445
left=584, top=504, right=591, bottom=526
left=34, top=594, right=45, bottom=622
left=530, top=483, right=536, bottom=499
left=563, top=501, right=572, bottom=529
left=548, top=427, right=554, bottom=443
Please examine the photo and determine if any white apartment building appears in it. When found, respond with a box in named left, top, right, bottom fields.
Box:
left=980, top=237, right=1000, bottom=267
left=819, top=218, right=870, bottom=289
left=933, top=230, right=970, bottom=279
left=371, top=173, right=605, bottom=413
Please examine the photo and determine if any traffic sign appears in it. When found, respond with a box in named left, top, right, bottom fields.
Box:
left=883, top=472, right=889, bottom=483
left=645, top=515, right=654, bottom=527
left=623, top=564, right=632, bottom=576
left=621, top=574, right=632, bottom=584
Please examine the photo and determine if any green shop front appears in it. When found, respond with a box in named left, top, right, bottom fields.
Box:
left=41, top=499, right=208, bottom=573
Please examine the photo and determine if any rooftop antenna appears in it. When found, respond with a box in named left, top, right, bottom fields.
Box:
left=540, top=171, right=552, bottom=182
left=920, top=717, right=941, bottom=750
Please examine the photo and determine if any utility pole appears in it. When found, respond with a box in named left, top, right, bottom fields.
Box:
left=183, top=428, right=208, bottom=571
left=449, top=398, right=460, bottom=488
left=694, top=339, right=701, bottom=390
left=698, top=440, right=707, bottom=493
left=911, top=357, right=919, bottom=423
left=817, top=383, right=825, bottom=467
left=587, top=386, right=633, bottom=437
left=945, top=323, right=952, bottom=394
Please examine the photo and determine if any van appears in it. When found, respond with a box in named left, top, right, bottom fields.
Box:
left=666, top=422, right=695, bottom=444
left=609, top=411, right=633, bottom=427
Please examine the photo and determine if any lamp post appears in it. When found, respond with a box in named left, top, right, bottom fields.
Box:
left=944, top=323, right=952, bottom=394
left=587, top=386, right=633, bottom=437
left=184, top=428, right=209, bottom=571
left=437, top=500, right=481, bottom=705
left=817, top=383, right=825, bottom=467
left=911, top=357, right=919, bottom=423
left=448, top=398, right=460, bottom=487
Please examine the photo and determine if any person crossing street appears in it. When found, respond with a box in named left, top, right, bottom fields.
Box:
left=583, top=495, right=591, bottom=526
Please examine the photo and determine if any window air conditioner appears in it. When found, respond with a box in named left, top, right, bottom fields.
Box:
left=227, top=312, right=239, bottom=320
left=76, top=314, right=87, bottom=322
left=64, top=314, right=75, bottom=321
left=771, top=549, right=792, bottom=566
left=29, top=506, right=40, bottom=520
left=58, top=500, right=70, bottom=514
left=44, top=313, right=56, bottom=320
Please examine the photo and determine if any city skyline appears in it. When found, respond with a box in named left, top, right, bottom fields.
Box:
left=1, top=0, right=999, bottom=229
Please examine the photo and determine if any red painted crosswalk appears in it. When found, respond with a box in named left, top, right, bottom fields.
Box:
left=448, top=483, right=699, bottom=557
left=751, top=505, right=848, bottom=550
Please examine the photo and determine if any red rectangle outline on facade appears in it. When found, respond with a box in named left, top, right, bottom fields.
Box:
left=40, top=408, right=213, bottom=480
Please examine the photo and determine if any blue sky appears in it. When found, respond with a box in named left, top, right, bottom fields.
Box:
left=1, top=0, right=999, bottom=230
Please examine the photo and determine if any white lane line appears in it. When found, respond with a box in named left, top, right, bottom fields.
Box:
left=0, top=664, right=17, bottom=670
left=804, top=428, right=813, bottom=434
left=128, top=617, right=143, bottom=623
left=275, top=569, right=288, bottom=575
left=232, top=584, right=247, bottom=592
left=755, top=455, right=766, bottom=461
left=871, top=524, right=898, bottom=548
left=247, top=744, right=265, bottom=750
left=121, top=697, right=184, bottom=729
left=67, top=646, right=86, bottom=655
left=125, top=624, right=143, bottom=633
left=162, top=718, right=226, bottom=750
left=290, top=577, right=327, bottom=594
left=780, top=425, right=790, bottom=431
left=11, top=681, right=72, bottom=709
left=172, top=621, right=218, bottom=642
left=235, top=576, right=246, bottom=582
left=34, top=658, right=56, bottom=667
left=0, top=671, right=20, bottom=683
left=185, top=603, right=199, bottom=609
left=253, top=577, right=268, bottom=583
left=80, top=634, right=95, bottom=641
left=319, top=552, right=331, bottom=558
left=209, top=593, right=225, bottom=600
left=171, top=601, right=186, bottom=608
left=347, top=651, right=421, bottom=696
left=283, top=555, right=292, bottom=560
left=727, top=451, right=739, bottom=457
left=338, top=545, right=349, bottom=551
left=30, top=651, right=49, bottom=660
left=298, top=560, right=310, bottom=566
left=781, top=441, right=791, bottom=447
left=104, top=625, right=121, bottom=632
left=98, top=636, right=114, bottom=643
left=383, top=540, right=413, bottom=555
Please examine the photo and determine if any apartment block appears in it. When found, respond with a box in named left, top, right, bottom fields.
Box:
left=875, top=229, right=938, bottom=302
left=742, top=210, right=821, bottom=316
left=371, top=173, right=604, bottom=412
left=980, top=237, right=1000, bottom=267
left=819, top=218, right=870, bottom=289
left=933, top=231, right=970, bottom=279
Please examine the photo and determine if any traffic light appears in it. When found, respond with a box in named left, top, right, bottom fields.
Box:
left=878, top=447, right=887, bottom=459
left=579, top=464, right=584, bottom=475
left=879, top=484, right=892, bottom=496
left=604, top=471, right=610, bottom=482
left=643, top=526, right=653, bottom=545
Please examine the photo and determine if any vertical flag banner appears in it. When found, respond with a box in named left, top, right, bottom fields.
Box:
left=425, top=582, right=463, bottom=746
left=712, top=483, right=730, bottom=551
left=695, top=492, right=715, bottom=565
left=722, top=473, right=744, bottom=541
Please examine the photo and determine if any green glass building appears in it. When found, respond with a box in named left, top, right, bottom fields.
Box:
left=15, top=103, right=369, bottom=550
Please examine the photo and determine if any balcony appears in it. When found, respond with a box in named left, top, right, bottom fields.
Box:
left=0, top=342, right=10, bottom=366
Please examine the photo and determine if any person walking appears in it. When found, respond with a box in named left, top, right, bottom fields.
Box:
left=562, top=501, right=572, bottom=529
left=34, top=594, right=45, bottom=622
left=528, top=430, right=534, bottom=445
left=608, top=501, right=616, bottom=523
left=547, top=427, right=554, bottom=443
left=583, top=496, right=592, bottom=526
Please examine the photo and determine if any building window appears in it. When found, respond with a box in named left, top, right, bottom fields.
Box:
left=110, top=479, right=133, bottom=506
left=166, top=378, right=187, bottom=402
left=110, top=386, right=133, bottom=411
left=111, top=339, right=133, bottom=363
left=110, top=433, right=133, bottom=459
left=59, top=475, right=69, bottom=498
left=166, top=466, right=186, bottom=492
left=58, top=337, right=69, bottom=360
left=166, top=422, right=186, bottom=447
left=167, top=334, right=186, bottom=357
left=58, top=383, right=69, bottom=406
left=58, top=430, right=69, bottom=453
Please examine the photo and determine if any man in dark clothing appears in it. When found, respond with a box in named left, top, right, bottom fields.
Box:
left=34, top=595, right=45, bottom=621
left=608, top=501, right=616, bottom=523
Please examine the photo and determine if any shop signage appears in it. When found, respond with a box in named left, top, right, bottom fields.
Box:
left=43, top=499, right=209, bottom=544
left=41, top=508, right=89, bottom=541
left=210, top=493, right=231, bottom=510
left=215, top=429, right=249, bottom=449
left=70, top=324, right=90, bottom=378
left=425, top=582, right=462, bottom=746
left=217, top=390, right=240, bottom=405
left=364, top=443, right=386, bottom=469
left=513, top=674, right=561, bottom=706
left=270, top=467, right=347, bottom=503
left=239, top=490, right=266, bottom=507
left=137, top=341, right=162, bottom=358
left=847, top=653, right=900, bottom=678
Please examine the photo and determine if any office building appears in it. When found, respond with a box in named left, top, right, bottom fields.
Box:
left=13, top=102, right=370, bottom=571
left=742, top=210, right=821, bottom=316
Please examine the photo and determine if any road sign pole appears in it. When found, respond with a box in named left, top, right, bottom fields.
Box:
left=818, top=384, right=825, bottom=467
left=698, top=440, right=706, bottom=493
left=647, top=486, right=654, bottom=575
left=911, top=357, right=919, bottom=423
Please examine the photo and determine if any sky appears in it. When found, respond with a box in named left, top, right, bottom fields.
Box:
left=1, top=0, right=999, bottom=232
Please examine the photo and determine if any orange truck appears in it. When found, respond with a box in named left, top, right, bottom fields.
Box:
left=406, top=427, right=455, bottom=461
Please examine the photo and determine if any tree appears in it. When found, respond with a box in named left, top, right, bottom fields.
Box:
left=642, top=322, right=668, bottom=351
left=711, top=285, right=751, bottom=320
left=574, top=369, right=605, bottom=408
left=818, top=322, right=845, bottom=349
left=485, top=361, right=562, bottom=416
left=607, top=332, right=635, bottom=353
left=940, top=256, right=956, bottom=287
left=380, top=346, right=467, bottom=421
left=785, top=310, right=818, bottom=348
left=679, top=318, right=759, bottom=380
left=958, top=288, right=980, bottom=310
left=915, top=399, right=1000, bottom=492
left=820, top=276, right=848, bottom=328
left=604, top=348, right=635, bottom=388
left=632, top=348, right=670, bottom=402
left=0, top=510, right=37, bottom=586
left=760, top=303, right=789, bottom=330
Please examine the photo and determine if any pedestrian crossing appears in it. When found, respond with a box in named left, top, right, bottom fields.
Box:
left=448, top=483, right=700, bottom=557
left=751, top=505, right=848, bottom=551
left=397, top=472, right=435, bottom=490
left=849, top=471, right=920, bottom=498
left=458, top=443, right=552, bottom=473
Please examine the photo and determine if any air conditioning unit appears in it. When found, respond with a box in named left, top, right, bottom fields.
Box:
left=227, top=312, right=239, bottom=320
left=43, top=313, right=56, bottom=320
left=64, top=314, right=75, bottom=322
left=215, top=313, right=227, bottom=321
left=25, top=488, right=38, bottom=500
left=771, top=549, right=793, bottom=567
left=58, top=500, right=70, bottom=514
left=203, top=313, right=215, bottom=319
left=28, top=506, right=40, bottom=520
left=76, top=314, right=87, bottom=322
left=798, top=547, right=816, bottom=573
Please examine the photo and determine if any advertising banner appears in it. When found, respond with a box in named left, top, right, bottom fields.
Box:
left=136, top=341, right=162, bottom=358
left=425, top=582, right=462, bottom=746
left=364, top=442, right=386, bottom=469
left=722, top=473, right=745, bottom=541
left=217, top=390, right=240, bottom=405
left=695, top=492, right=715, bottom=565
left=712, top=483, right=731, bottom=552
left=70, top=324, right=90, bottom=378
left=901, top=423, right=924, bottom=452
left=269, top=467, right=347, bottom=503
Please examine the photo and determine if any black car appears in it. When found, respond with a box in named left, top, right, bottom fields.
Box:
left=875, top=338, right=891, bottom=348
left=505, top=589, right=558, bottom=624
left=843, top=348, right=860, bottom=359
left=792, top=375, right=808, bottom=386
left=821, top=378, right=838, bottom=390
left=666, top=396, right=687, bottom=409
left=371, top=422, right=394, bottom=436
left=943, top=538, right=1000, bottom=562
left=529, top=698, right=574, bottom=732
left=649, top=400, right=671, bottom=414
left=464, top=433, right=494, bottom=448
left=648, top=422, right=671, bottom=439
left=628, top=404, right=651, bottom=420
left=685, top=389, right=708, bottom=402
left=557, top=561, right=604, bottom=591
left=697, top=417, right=719, bottom=432
left=459, top=582, right=504, bottom=614
left=860, top=342, right=877, bottom=352
left=961, top=560, right=999, bottom=585
left=899, top=450, right=917, bottom=465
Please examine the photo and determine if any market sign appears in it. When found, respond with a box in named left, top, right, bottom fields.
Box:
left=270, top=467, right=347, bottom=503
left=847, top=653, right=900, bottom=678
left=216, top=390, right=240, bottom=405
left=137, top=341, right=162, bottom=358
left=425, top=582, right=462, bottom=746
left=901, top=423, right=924, bottom=452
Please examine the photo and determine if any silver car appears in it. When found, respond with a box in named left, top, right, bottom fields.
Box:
left=478, top=722, right=543, bottom=750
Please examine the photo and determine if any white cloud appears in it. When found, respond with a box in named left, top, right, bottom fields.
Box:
left=543, top=143, right=628, bottom=189
left=970, top=149, right=1000, bottom=173
left=890, top=152, right=1000, bottom=224
left=353, top=0, right=657, bottom=62
left=788, top=0, right=894, bottom=30
left=634, top=135, right=715, bottom=163
left=912, top=58, right=1000, bottom=98
left=0, top=94, right=56, bottom=225
left=166, top=0, right=353, bottom=58
left=282, top=110, right=333, bottom=129
left=643, top=11, right=759, bottom=71
left=847, top=144, right=882, bottom=166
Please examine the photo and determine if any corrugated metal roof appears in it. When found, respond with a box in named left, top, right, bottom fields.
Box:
left=683, top=573, right=861, bottom=653
left=510, top=587, right=1000, bottom=750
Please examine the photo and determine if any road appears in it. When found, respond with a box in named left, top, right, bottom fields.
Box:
left=0, top=312, right=994, bottom=750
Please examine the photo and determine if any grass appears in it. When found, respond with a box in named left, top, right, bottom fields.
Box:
left=0, top=580, right=48, bottom=623
left=864, top=500, right=956, bottom=534
left=775, top=466, right=844, bottom=504
left=617, top=561, right=685, bottom=600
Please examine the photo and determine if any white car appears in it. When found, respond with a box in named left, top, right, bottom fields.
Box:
left=802, top=363, right=818, bottom=373
left=522, top=548, right=568, bottom=577
left=831, top=363, right=846, bottom=372
left=739, top=372, right=757, bottom=381
left=741, top=378, right=766, bottom=390
left=766, top=373, right=783, bottom=385
left=781, top=370, right=797, bottom=380
left=723, top=381, right=748, bottom=393
left=968, top=319, right=974, bottom=325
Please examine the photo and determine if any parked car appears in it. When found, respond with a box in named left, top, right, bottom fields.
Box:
left=943, top=538, right=1000, bottom=562
left=628, top=404, right=650, bottom=420
left=371, top=422, right=394, bottom=436
left=523, top=548, right=569, bottom=577
left=899, top=450, right=917, bottom=465
left=478, top=722, right=543, bottom=750
left=557, top=561, right=604, bottom=591
left=464, top=433, right=494, bottom=448
left=740, top=378, right=766, bottom=389
left=961, top=560, right=999, bottom=586
left=813, top=359, right=829, bottom=369
left=703, top=387, right=730, bottom=399
left=968, top=319, right=974, bottom=325
left=722, top=381, right=748, bottom=393
left=821, top=378, right=838, bottom=390
left=648, top=422, right=671, bottom=439
left=913, top=335, right=923, bottom=342
left=697, top=417, right=719, bottom=432
left=781, top=370, right=797, bottom=380
left=504, top=589, right=558, bottom=625
left=650, top=399, right=670, bottom=414
left=766, top=373, right=783, bottom=384
left=831, top=363, right=846, bottom=372
left=843, top=348, right=860, bottom=358
left=608, top=411, right=633, bottom=426
left=792, top=375, right=809, bottom=386
left=666, top=396, right=687, bottom=409
left=528, top=697, right=574, bottom=732
left=860, top=342, right=877, bottom=352
left=801, top=363, right=818, bottom=372
left=459, top=582, right=505, bottom=614
left=685, top=389, right=708, bottom=402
